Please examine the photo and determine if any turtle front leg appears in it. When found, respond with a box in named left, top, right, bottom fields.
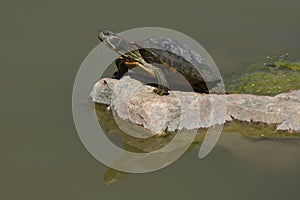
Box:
left=119, top=61, right=169, bottom=95
left=113, top=58, right=128, bottom=79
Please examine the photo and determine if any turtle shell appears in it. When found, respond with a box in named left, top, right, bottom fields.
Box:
left=136, top=37, right=222, bottom=87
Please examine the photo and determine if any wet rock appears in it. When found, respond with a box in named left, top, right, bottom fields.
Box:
left=90, top=77, right=300, bottom=134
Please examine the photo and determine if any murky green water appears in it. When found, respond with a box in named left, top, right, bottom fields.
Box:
left=1, top=0, right=300, bottom=199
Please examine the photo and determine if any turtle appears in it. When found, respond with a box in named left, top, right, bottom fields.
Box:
left=98, top=30, right=222, bottom=95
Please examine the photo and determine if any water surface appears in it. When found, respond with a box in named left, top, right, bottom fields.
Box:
left=1, top=0, right=300, bottom=199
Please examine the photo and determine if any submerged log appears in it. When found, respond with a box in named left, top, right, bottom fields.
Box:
left=90, top=76, right=300, bottom=134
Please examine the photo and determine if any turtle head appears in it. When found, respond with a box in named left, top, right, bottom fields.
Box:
left=98, top=30, right=125, bottom=50
left=98, top=29, right=139, bottom=57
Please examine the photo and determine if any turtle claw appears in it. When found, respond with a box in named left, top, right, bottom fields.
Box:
left=112, top=71, right=121, bottom=79
left=112, top=72, right=118, bottom=79
left=153, top=88, right=169, bottom=96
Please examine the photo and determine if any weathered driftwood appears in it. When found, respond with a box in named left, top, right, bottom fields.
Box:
left=90, top=76, right=300, bottom=134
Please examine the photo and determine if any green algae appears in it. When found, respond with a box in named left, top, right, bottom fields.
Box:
left=264, top=53, right=300, bottom=71
left=226, top=69, right=300, bottom=95
left=266, top=61, right=300, bottom=71
left=223, top=120, right=300, bottom=139
left=225, top=55, right=300, bottom=96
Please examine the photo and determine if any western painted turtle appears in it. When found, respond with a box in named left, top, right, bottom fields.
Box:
left=98, top=30, right=222, bottom=95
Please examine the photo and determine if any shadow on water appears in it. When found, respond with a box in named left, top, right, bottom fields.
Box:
left=94, top=103, right=206, bottom=185
left=94, top=102, right=300, bottom=186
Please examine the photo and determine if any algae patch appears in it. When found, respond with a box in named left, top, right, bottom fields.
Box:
left=225, top=55, right=300, bottom=95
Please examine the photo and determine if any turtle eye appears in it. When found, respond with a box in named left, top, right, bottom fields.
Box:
left=98, top=30, right=112, bottom=41
left=102, top=30, right=110, bottom=36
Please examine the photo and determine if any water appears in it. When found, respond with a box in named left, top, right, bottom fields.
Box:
left=1, top=0, right=300, bottom=199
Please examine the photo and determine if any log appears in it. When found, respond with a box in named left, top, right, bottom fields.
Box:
left=90, top=76, right=300, bottom=134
